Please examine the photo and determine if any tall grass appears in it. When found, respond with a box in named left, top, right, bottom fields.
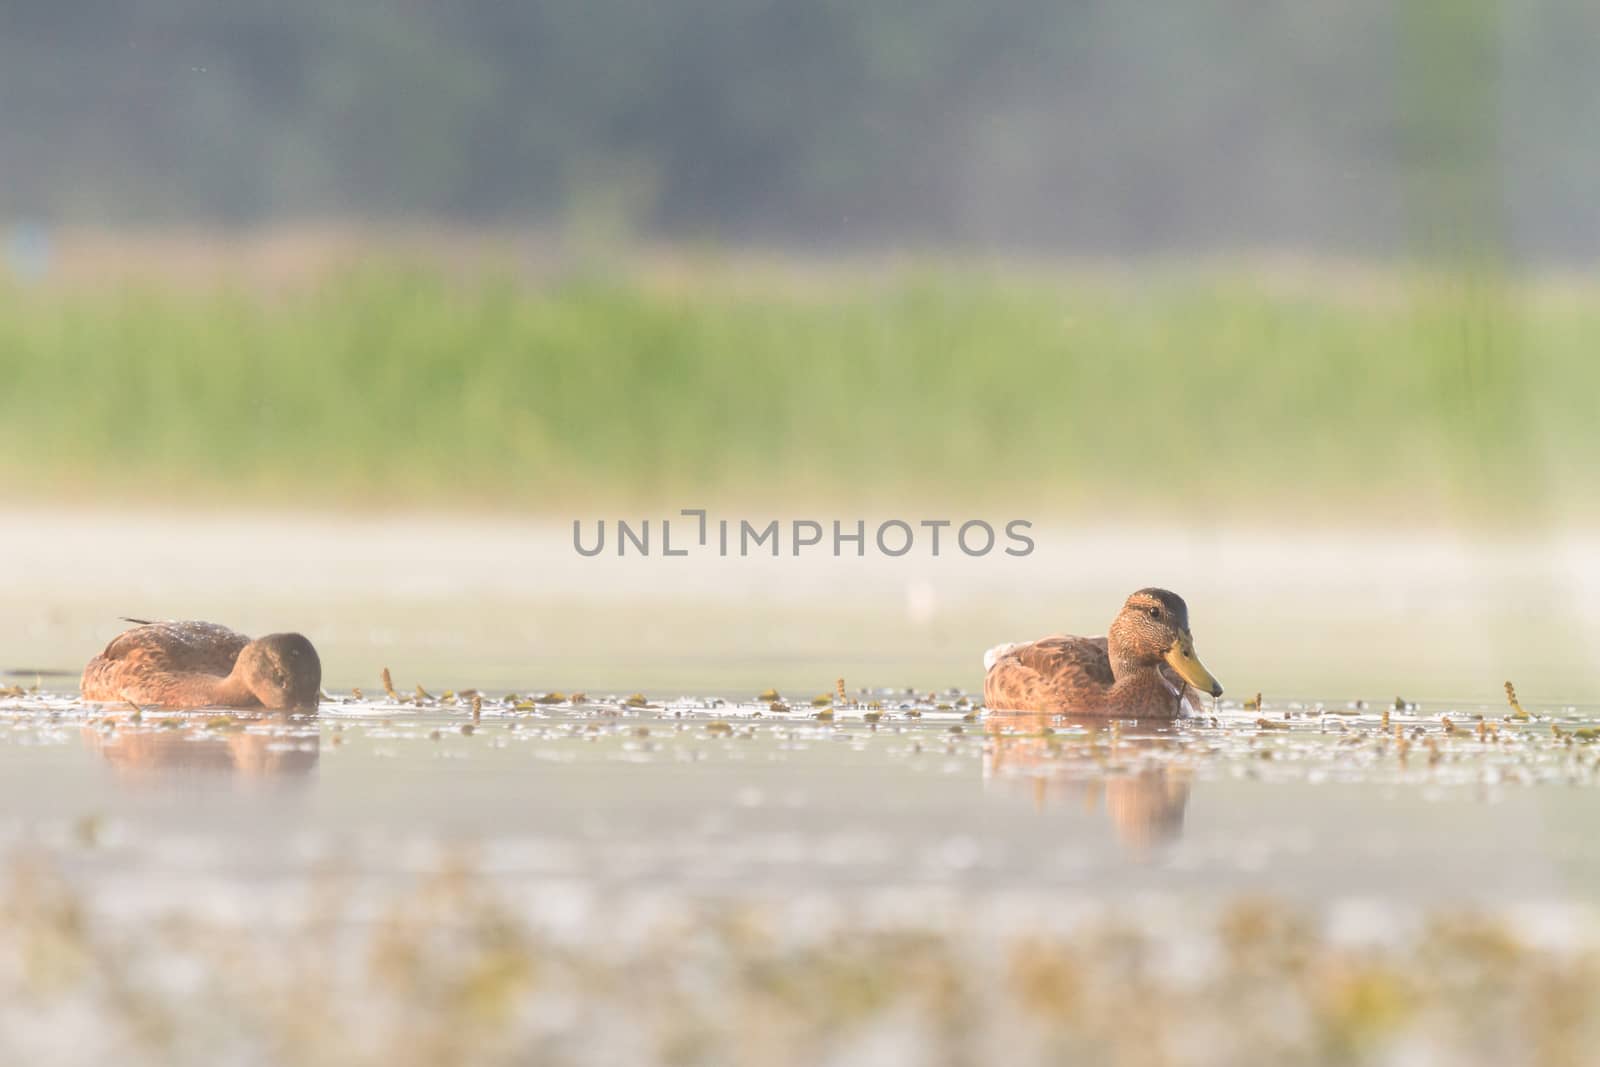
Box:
left=0, top=261, right=1591, bottom=516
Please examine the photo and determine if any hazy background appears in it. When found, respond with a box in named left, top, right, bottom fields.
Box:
left=2, top=1, right=1598, bottom=700
left=2, top=0, right=1596, bottom=259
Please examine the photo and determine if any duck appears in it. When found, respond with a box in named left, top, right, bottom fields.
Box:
left=982, top=588, right=1222, bottom=717
left=81, top=619, right=322, bottom=710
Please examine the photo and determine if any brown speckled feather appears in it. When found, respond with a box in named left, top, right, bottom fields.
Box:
left=985, top=635, right=1114, bottom=714
left=82, top=621, right=252, bottom=706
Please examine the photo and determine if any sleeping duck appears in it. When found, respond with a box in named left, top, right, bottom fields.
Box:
left=81, top=619, right=322, bottom=710
left=983, top=588, right=1221, bottom=717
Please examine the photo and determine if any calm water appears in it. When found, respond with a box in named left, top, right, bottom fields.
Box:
left=3, top=692, right=1599, bottom=1064
left=4, top=694, right=1596, bottom=908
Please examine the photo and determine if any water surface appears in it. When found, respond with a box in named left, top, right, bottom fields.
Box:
left=4, top=690, right=1599, bottom=1064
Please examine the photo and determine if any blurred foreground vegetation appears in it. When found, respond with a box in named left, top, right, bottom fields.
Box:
left=0, top=251, right=1590, bottom=517
left=4, top=848, right=1600, bottom=1067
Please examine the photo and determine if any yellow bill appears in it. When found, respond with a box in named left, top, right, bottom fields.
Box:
left=1164, top=630, right=1223, bottom=697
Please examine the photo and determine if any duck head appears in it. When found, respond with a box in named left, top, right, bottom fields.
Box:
left=1107, top=588, right=1223, bottom=697
left=231, top=633, right=322, bottom=709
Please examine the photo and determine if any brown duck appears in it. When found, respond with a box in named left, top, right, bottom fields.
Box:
left=81, top=619, right=322, bottom=710
left=983, top=588, right=1222, bottom=717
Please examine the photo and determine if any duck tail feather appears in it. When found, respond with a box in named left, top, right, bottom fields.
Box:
left=984, top=641, right=1024, bottom=673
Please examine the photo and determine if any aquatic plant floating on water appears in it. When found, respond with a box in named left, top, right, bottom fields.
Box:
left=1504, top=681, right=1530, bottom=721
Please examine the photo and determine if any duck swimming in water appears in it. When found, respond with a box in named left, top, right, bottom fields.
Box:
left=982, top=588, right=1222, bottom=717
left=81, top=619, right=322, bottom=710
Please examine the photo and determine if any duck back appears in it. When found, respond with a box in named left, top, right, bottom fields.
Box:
left=82, top=621, right=252, bottom=706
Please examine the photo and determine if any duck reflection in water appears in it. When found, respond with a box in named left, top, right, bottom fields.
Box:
left=81, top=714, right=318, bottom=783
left=983, top=710, right=1191, bottom=854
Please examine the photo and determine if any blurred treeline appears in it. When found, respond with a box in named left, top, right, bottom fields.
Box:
left=3, top=0, right=1598, bottom=260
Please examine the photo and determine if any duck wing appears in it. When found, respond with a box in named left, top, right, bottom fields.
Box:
left=97, top=620, right=252, bottom=676
left=983, top=634, right=1114, bottom=712
left=1007, top=635, right=1115, bottom=684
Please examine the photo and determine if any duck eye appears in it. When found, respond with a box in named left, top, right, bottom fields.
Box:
left=1147, top=606, right=1161, bottom=619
